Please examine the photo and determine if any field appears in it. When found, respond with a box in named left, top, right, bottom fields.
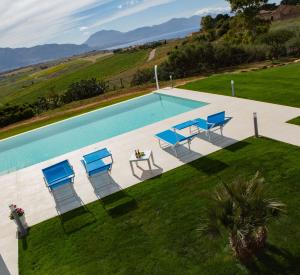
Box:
left=181, top=62, right=300, bottom=108
left=19, top=137, right=300, bottom=274
left=0, top=50, right=149, bottom=105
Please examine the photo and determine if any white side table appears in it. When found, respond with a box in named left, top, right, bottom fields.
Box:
left=129, top=150, right=154, bottom=175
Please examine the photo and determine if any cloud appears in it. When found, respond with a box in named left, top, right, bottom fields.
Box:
left=0, top=0, right=110, bottom=47
left=195, top=6, right=231, bottom=16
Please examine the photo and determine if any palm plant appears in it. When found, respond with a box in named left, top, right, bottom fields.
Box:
left=200, top=172, right=285, bottom=261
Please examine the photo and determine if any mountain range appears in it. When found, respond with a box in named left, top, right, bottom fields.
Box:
left=0, top=44, right=90, bottom=73
left=0, top=15, right=201, bottom=73
left=85, top=15, right=200, bottom=49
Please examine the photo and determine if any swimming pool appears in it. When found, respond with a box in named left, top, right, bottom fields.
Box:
left=0, top=93, right=207, bottom=174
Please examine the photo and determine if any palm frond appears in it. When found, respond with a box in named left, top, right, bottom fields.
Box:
left=200, top=172, right=286, bottom=257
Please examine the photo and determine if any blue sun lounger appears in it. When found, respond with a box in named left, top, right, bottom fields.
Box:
left=193, top=111, right=232, bottom=140
left=173, top=111, right=232, bottom=141
left=81, top=148, right=113, bottom=177
left=155, top=130, right=197, bottom=157
left=42, top=160, right=75, bottom=191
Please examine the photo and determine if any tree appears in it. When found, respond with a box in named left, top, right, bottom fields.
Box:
left=227, top=0, right=268, bottom=14
left=200, top=172, right=285, bottom=261
left=261, top=29, right=294, bottom=58
left=201, top=15, right=215, bottom=31
left=226, top=0, right=270, bottom=40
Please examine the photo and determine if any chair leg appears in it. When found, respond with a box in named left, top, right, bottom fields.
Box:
left=220, top=126, right=223, bottom=136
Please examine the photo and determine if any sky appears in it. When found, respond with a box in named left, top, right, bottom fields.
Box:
left=0, top=0, right=277, bottom=48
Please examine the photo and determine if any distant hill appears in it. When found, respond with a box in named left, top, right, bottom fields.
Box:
left=85, top=15, right=201, bottom=49
left=0, top=44, right=91, bottom=73
left=0, top=15, right=201, bottom=73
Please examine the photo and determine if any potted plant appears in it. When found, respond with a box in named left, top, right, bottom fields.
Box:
left=9, top=204, right=27, bottom=230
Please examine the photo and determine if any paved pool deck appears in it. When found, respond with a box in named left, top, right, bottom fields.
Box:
left=1, top=88, right=300, bottom=275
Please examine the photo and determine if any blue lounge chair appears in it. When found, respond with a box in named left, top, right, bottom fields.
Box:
left=155, top=130, right=197, bottom=157
left=81, top=148, right=113, bottom=177
left=193, top=111, right=232, bottom=140
left=42, top=160, right=75, bottom=191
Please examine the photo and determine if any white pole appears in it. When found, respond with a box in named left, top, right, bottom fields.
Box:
left=154, top=65, right=159, bottom=90
left=231, top=80, right=235, bottom=97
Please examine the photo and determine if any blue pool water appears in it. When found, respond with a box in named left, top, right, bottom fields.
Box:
left=0, top=93, right=207, bottom=174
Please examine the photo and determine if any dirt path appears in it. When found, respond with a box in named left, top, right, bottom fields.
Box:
left=147, top=49, right=156, bottom=62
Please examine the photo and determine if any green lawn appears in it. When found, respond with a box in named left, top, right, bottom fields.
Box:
left=287, top=116, right=300, bottom=126
left=1, top=50, right=149, bottom=105
left=181, top=63, right=300, bottom=108
left=19, top=138, right=300, bottom=274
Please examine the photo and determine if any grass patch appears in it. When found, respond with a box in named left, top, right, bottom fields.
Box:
left=287, top=116, right=300, bottom=126
left=181, top=63, right=300, bottom=108
left=19, top=137, right=300, bottom=274
left=0, top=91, right=149, bottom=140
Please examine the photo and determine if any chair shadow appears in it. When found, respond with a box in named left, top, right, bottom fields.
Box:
left=224, top=140, right=251, bottom=152
left=51, top=184, right=84, bottom=215
left=188, top=156, right=229, bottom=175
left=88, top=172, right=123, bottom=200
left=242, top=243, right=300, bottom=275
left=88, top=173, right=137, bottom=217
left=51, top=184, right=96, bottom=234
left=58, top=206, right=96, bottom=235
left=101, top=190, right=138, bottom=218
left=0, top=253, right=10, bottom=275
left=162, top=145, right=202, bottom=164
left=132, top=161, right=163, bottom=181
left=196, top=131, right=240, bottom=149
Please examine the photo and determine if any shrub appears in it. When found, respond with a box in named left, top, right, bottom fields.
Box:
left=0, top=104, right=35, bottom=128
left=167, top=43, right=215, bottom=78
left=62, top=78, right=108, bottom=103
left=131, top=69, right=154, bottom=86
left=286, top=35, right=300, bottom=57
left=260, top=29, right=294, bottom=58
